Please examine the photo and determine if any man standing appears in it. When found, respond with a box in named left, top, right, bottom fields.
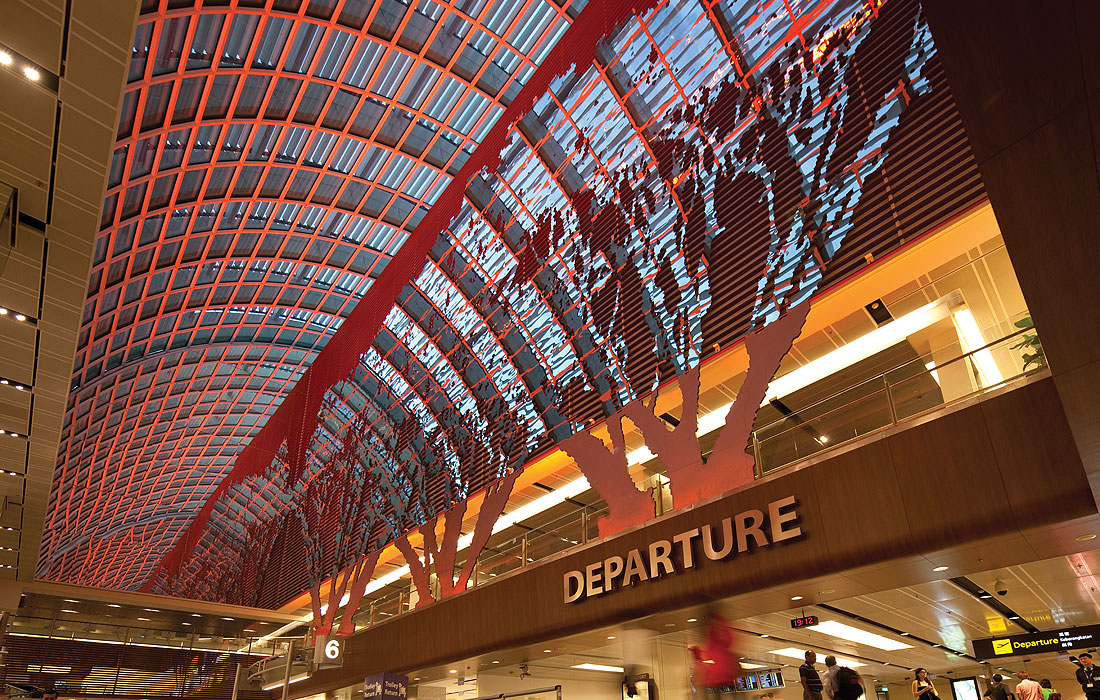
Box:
left=822, top=655, right=841, bottom=700
left=1076, top=653, right=1100, bottom=700
left=801, top=651, right=825, bottom=700
left=1015, top=671, right=1044, bottom=700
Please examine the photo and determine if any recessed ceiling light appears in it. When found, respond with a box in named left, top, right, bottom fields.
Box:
left=687, top=618, right=698, bottom=622
left=64, top=599, right=79, bottom=603
left=607, top=636, right=616, bottom=640
left=979, top=593, right=992, bottom=599
left=791, top=596, right=803, bottom=601
left=492, top=661, right=500, bottom=664
left=572, top=663, right=625, bottom=673
left=137, top=617, right=149, bottom=621
left=221, top=617, right=234, bottom=621
left=182, top=622, right=192, bottom=626
left=818, top=435, right=829, bottom=444
left=449, top=670, right=457, bottom=674
left=21, top=67, right=38, bottom=81
left=664, top=623, right=675, bottom=627
left=760, top=634, right=770, bottom=638
left=61, top=609, right=78, bottom=613
left=191, top=613, right=201, bottom=617
left=144, top=608, right=160, bottom=612
left=0, top=52, right=11, bottom=66
left=107, top=604, right=121, bottom=608
left=543, top=649, right=552, bottom=653
left=414, top=678, right=420, bottom=681
left=932, top=566, right=949, bottom=572
left=811, top=620, right=913, bottom=651
left=1077, top=534, right=1097, bottom=541
left=1009, top=616, right=1021, bottom=620
left=769, top=648, right=865, bottom=668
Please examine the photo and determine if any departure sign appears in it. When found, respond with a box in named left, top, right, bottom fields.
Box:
left=973, top=625, right=1100, bottom=659
left=791, top=615, right=819, bottom=629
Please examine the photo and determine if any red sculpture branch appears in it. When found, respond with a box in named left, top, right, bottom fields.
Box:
left=395, top=469, right=521, bottom=607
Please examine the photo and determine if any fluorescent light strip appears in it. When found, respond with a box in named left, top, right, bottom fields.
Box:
left=740, top=663, right=766, bottom=669
left=261, top=673, right=311, bottom=691
left=768, top=648, right=865, bottom=668
left=572, top=663, right=625, bottom=673
left=811, top=620, right=913, bottom=651
left=10, top=632, right=256, bottom=654
left=952, top=309, right=1004, bottom=387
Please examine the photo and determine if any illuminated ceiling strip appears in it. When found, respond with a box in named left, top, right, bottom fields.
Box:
left=768, top=648, right=866, bottom=668
left=572, top=663, right=625, bottom=672
left=810, top=620, right=913, bottom=651
left=261, top=672, right=311, bottom=691
left=952, top=309, right=1004, bottom=386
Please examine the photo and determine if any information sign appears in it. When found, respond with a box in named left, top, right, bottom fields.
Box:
left=973, top=625, right=1100, bottom=659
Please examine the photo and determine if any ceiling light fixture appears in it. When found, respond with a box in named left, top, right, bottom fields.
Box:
left=791, top=596, right=803, bottom=601
left=768, top=648, right=865, bottom=668
left=740, top=663, right=766, bottom=670
left=1076, top=534, right=1097, bottom=542
left=543, top=649, right=552, bottom=653
left=607, top=636, right=616, bottom=640
left=449, top=670, right=457, bottom=674
left=952, top=308, right=1004, bottom=386
left=0, top=52, right=11, bottom=66
left=21, top=66, right=39, bottom=81
left=811, top=621, right=913, bottom=651
left=572, top=663, right=625, bottom=673
left=688, top=618, right=698, bottom=622
left=61, top=609, right=78, bottom=614
left=107, top=604, right=121, bottom=608
left=932, top=566, right=949, bottom=572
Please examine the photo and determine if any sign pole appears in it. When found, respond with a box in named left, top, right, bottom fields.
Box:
left=281, top=640, right=296, bottom=700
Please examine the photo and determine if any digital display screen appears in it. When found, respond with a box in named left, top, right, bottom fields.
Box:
left=760, top=672, right=783, bottom=689
left=791, top=616, right=820, bottom=628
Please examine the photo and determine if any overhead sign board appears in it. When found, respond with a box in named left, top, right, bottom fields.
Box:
left=364, top=673, right=408, bottom=700
left=314, top=635, right=344, bottom=668
left=973, top=625, right=1100, bottom=659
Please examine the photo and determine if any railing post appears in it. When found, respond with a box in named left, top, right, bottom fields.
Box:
left=752, top=433, right=763, bottom=478
left=521, top=532, right=528, bottom=567
left=580, top=508, right=588, bottom=543
left=884, top=373, right=898, bottom=426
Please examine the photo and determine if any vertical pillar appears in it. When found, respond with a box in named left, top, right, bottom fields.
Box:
left=922, top=0, right=1100, bottom=509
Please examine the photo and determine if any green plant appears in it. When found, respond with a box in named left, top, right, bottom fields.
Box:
left=1011, top=316, right=1045, bottom=371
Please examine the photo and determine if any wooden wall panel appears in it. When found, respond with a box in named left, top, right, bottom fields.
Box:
left=294, top=378, right=1095, bottom=698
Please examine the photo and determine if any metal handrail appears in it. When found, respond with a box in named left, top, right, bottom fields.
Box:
left=343, top=324, right=1044, bottom=633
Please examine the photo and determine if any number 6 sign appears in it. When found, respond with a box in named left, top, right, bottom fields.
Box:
left=314, top=636, right=344, bottom=667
